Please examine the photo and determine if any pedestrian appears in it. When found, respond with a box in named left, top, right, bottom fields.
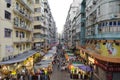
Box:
left=78, top=71, right=81, bottom=79
left=44, top=74, right=50, bottom=80
left=47, top=75, right=50, bottom=80
left=57, top=62, right=60, bottom=70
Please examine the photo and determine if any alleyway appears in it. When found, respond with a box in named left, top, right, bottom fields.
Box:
left=50, top=64, right=71, bottom=80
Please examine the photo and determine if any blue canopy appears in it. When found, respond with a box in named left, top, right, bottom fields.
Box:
left=78, top=65, right=93, bottom=72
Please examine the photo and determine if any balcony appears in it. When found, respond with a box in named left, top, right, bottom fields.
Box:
left=13, top=8, right=33, bottom=22
left=86, top=30, right=120, bottom=39
left=33, top=29, right=44, bottom=34
left=34, top=22, right=47, bottom=29
left=14, top=38, right=32, bottom=43
left=34, top=38, right=45, bottom=43
left=14, top=20, right=32, bottom=32
left=16, top=0, right=33, bottom=12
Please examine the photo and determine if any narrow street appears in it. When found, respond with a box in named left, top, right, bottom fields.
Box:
left=50, top=64, right=71, bottom=80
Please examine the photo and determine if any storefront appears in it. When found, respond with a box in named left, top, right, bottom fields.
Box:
left=0, top=50, right=38, bottom=79
left=94, top=59, right=120, bottom=80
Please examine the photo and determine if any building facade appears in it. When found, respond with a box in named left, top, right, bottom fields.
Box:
left=64, top=0, right=81, bottom=48
left=64, top=0, right=120, bottom=80
left=80, top=0, right=120, bottom=80
left=33, top=0, right=57, bottom=49
left=0, top=0, right=56, bottom=79
left=33, top=0, right=47, bottom=49
left=0, top=0, right=33, bottom=61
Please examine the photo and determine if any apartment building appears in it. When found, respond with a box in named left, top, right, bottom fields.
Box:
left=64, top=0, right=120, bottom=80
left=0, top=0, right=33, bottom=61
left=0, top=0, right=13, bottom=61
left=13, top=0, right=33, bottom=55
left=71, top=4, right=81, bottom=47
left=48, top=15, right=57, bottom=46
left=33, top=0, right=47, bottom=49
left=0, top=0, right=35, bottom=78
left=79, top=0, right=120, bottom=80
left=43, top=0, right=57, bottom=47
left=64, top=0, right=82, bottom=48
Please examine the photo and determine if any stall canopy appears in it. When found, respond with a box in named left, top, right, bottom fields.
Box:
left=72, top=62, right=84, bottom=67
left=78, top=65, right=93, bottom=72
left=0, top=50, right=36, bottom=65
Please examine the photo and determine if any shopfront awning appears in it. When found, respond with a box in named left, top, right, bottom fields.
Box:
left=72, top=62, right=84, bottom=67
left=78, top=65, right=93, bottom=72
left=0, top=50, right=36, bottom=65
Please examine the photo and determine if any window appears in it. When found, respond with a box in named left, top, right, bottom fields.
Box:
left=20, top=32, right=22, bottom=38
left=16, top=2, right=19, bottom=10
left=113, top=21, right=116, bottom=26
left=35, top=0, right=39, bottom=4
left=19, top=45, right=22, bottom=50
left=34, top=25, right=43, bottom=29
left=16, top=45, right=19, bottom=48
left=118, top=21, right=120, bottom=26
left=5, top=10, right=11, bottom=19
left=16, top=31, right=18, bottom=37
left=26, top=43, right=30, bottom=48
left=23, top=44, right=25, bottom=50
left=119, top=4, right=120, bottom=13
left=98, top=23, right=101, bottom=27
left=102, top=22, right=104, bottom=26
left=20, top=32, right=25, bottom=38
left=109, top=22, right=112, bottom=26
left=5, top=28, right=12, bottom=37
left=34, top=16, right=42, bottom=21
left=34, top=8, right=41, bottom=12
left=22, top=32, right=25, bottom=38
left=105, top=22, right=108, bottom=26
left=98, top=6, right=100, bottom=15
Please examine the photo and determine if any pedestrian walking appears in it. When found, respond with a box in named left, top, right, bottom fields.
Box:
left=57, top=62, right=60, bottom=70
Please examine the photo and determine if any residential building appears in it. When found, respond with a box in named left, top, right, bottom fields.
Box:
left=64, top=0, right=81, bottom=48
left=71, top=4, right=81, bottom=47
left=0, top=0, right=36, bottom=78
left=64, top=0, right=120, bottom=80
left=12, top=0, right=33, bottom=56
left=48, top=16, right=57, bottom=46
left=33, top=0, right=47, bottom=49
left=0, top=0, right=13, bottom=61
left=42, top=0, right=57, bottom=47
left=0, top=0, right=56, bottom=78
left=79, top=0, right=120, bottom=80
left=0, top=0, right=33, bottom=61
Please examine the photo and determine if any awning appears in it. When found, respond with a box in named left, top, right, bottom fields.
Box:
left=78, top=65, right=93, bottom=72
left=0, top=50, right=36, bottom=65
left=72, top=62, right=84, bottom=67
